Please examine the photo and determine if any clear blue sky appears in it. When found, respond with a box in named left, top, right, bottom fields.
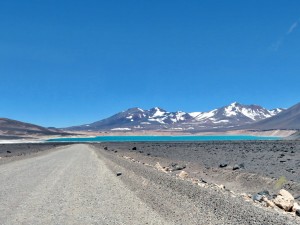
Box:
left=1, top=0, right=300, bottom=127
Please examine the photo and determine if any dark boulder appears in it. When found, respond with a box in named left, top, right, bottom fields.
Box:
left=169, top=162, right=186, bottom=171
left=219, top=162, right=228, bottom=168
left=233, top=163, right=245, bottom=170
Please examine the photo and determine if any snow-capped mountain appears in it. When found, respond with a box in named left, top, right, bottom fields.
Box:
left=67, top=102, right=285, bottom=131
left=188, top=102, right=285, bottom=128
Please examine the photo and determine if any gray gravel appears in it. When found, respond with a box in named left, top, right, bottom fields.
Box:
left=92, top=141, right=300, bottom=196
left=95, top=145, right=300, bottom=225
left=0, top=144, right=170, bottom=225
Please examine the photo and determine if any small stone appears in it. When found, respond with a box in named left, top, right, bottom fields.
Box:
left=219, top=162, right=228, bottom=168
left=169, top=163, right=186, bottom=171
left=199, top=178, right=207, bottom=183
left=104, top=147, right=108, bottom=150
left=116, top=172, right=122, bottom=176
left=178, top=171, right=189, bottom=179
left=253, top=194, right=263, bottom=202
left=233, top=165, right=240, bottom=170
left=132, top=147, right=137, bottom=150
left=257, top=190, right=270, bottom=196
left=217, top=184, right=225, bottom=189
left=155, top=162, right=168, bottom=173
left=7, top=151, right=11, bottom=153
left=198, top=183, right=206, bottom=187
left=164, top=167, right=170, bottom=172
left=296, top=209, right=300, bottom=217
left=252, top=190, right=269, bottom=203
left=191, top=178, right=199, bottom=184
left=233, top=163, right=244, bottom=170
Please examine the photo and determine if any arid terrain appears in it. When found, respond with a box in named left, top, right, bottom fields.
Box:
left=0, top=141, right=299, bottom=224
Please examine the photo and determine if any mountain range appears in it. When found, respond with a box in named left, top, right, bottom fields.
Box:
left=1, top=101, right=299, bottom=139
left=67, top=102, right=287, bottom=132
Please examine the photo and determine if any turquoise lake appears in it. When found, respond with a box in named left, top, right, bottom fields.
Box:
left=47, top=135, right=281, bottom=142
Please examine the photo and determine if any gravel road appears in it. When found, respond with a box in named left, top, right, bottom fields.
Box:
left=0, top=144, right=169, bottom=225
left=0, top=144, right=299, bottom=224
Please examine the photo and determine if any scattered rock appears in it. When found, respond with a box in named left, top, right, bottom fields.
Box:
left=199, top=178, right=207, bottom=183
left=168, top=163, right=186, bottom=171
left=252, top=194, right=263, bottom=202
left=232, top=165, right=240, bottom=170
left=139, top=151, right=144, bottom=153
left=132, top=147, right=137, bottom=150
left=233, top=163, right=244, bottom=170
left=219, top=162, right=228, bottom=168
left=104, top=147, right=108, bottom=150
left=155, top=162, right=169, bottom=173
left=241, top=193, right=252, bottom=201
left=217, top=184, right=225, bottom=189
left=147, top=153, right=151, bottom=156
left=178, top=171, right=189, bottom=179
left=163, top=167, right=170, bottom=172
left=6, top=151, right=11, bottom=153
left=116, top=172, right=122, bottom=176
left=252, top=190, right=270, bottom=202
left=191, top=178, right=200, bottom=184
left=114, top=150, right=118, bottom=153
left=262, top=196, right=275, bottom=208
left=273, top=189, right=294, bottom=211
left=258, top=190, right=270, bottom=196
left=296, top=209, right=300, bottom=217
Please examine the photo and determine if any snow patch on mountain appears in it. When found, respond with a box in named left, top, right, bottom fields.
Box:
left=111, top=128, right=131, bottom=131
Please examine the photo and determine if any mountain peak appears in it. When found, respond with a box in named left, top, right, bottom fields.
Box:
left=230, top=102, right=240, bottom=106
left=150, top=107, right=166, bottom=112
left=123, top=107, right=144, bottom=113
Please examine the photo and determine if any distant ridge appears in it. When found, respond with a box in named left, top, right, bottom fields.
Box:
left=244, top=102, right=300, bottom=130
left=0, top=118, right=67, bottom=139
left=67, top=102, right=285, bottom=132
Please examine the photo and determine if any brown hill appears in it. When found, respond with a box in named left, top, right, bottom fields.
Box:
left=0, top=118, right=67, bottom=139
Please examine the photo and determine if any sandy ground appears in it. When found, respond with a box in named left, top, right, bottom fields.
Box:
left=0, top=144, right=299, bottom=224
